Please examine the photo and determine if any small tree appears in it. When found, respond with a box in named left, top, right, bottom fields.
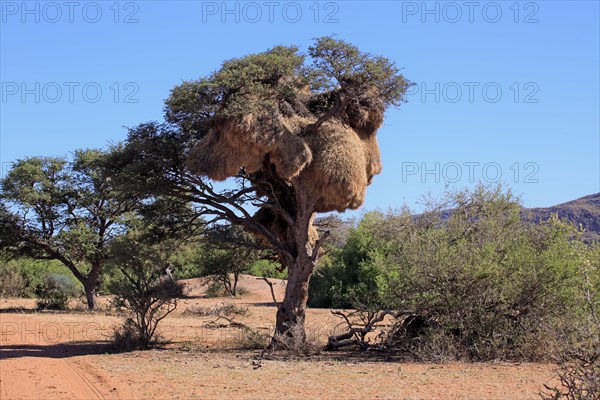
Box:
left=109, top=220, right=185, bottom=350
left=197, top=225, right=264, bottom=296
left=0, top=150, right=137, bottom=309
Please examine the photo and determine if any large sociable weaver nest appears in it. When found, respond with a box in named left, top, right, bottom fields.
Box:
left=168, top=40, right=409, bottom=244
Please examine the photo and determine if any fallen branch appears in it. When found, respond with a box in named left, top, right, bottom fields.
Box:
left=205, top=315, right=251, bottom=330
left=326, top=309, right=415, bottom=350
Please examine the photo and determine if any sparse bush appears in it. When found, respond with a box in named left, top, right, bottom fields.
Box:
left=204, top=281, right=248, bottom=298
left=111, top=275, right=184, bottom=350
left=235, top=327, right=271, bottom=350
left=109, top=222, right=186, bottom=350
left=35, top=273, right=80, bottom=310
left=542, top=343, right=600, bottom=400
left=204, top=281, right=229, bottom=298
left=194, top=226, right=264, bottom=297
left=112, top=319, right=145, bottom=351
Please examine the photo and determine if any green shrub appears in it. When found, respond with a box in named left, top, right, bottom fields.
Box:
left=1, top=258, right=80, bottom=298
left=203, top=281, right=248, bottom=298
left=309, top=211, right=395, bottom=309
left=35, top=273, right=80, bottom=310
left=312, top=185, right=599, bottom=361
left=204, top=281, right=228, bottom=298
left=168, top=243, right=204, bottom=280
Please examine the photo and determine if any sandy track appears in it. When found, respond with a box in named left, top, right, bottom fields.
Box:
left=0, top=313, right=132, bottom=400
left=0, top=277, right=559, bottom=399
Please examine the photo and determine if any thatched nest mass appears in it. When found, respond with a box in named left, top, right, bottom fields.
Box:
left=186, top=86, right=385, bottom=214
left=174, top=40, right=408, bottom=226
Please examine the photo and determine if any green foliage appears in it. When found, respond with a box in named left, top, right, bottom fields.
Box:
left=166, top=242, right=204, bottom=280
left=166, top=45, right=307, bottom=128
left=308, top=36, right=412, bottom=107
left=196, top=248, right=242, bottom=294
left=309, top=211, right=394, bottom=309
left=190, top=225, right=265, bottom=296
left=35, top=273, right=81, bottom=310
left=194, top=247, right=255, bottom=296
left=250, top=259, right=287, bottom=279
left=0, top=258, right=80, bottom=298
left=164, top=36, right=410, bottom=135
left=106, top=123, right=196, bottom=202
left=1, top=157, right=69, bottom=208
left=310, top=185, right=600, bottom=361
left=0, top=203, right=22, bottom=257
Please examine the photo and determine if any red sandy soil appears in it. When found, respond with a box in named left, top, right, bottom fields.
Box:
left=0, top=275, right=559, bottom=399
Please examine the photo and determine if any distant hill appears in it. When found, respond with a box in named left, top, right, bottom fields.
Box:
left=523, top=193, right=600, bottom=242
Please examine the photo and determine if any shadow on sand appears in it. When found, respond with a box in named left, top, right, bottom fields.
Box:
left=0, top=341, right=114, bottom=360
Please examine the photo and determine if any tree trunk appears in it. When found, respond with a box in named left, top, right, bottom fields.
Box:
left=83, top=280, right=99, bottom=310
left=232, top=273, right=239, bottom=297
left=274, top=255, right=316, bottom=341
left=223, top=276, right=233, bottom=296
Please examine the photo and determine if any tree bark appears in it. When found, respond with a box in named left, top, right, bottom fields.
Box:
left=82, top=264, right=102, bottom=310
left=83, top=280, right=99, bottom=310
left=274, top=189, right=318, bottom=342
left=274, top=254, right=315, bottom=340
left=232, top=272, right=239, bottom=297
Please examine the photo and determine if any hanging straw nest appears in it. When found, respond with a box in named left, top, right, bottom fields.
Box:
left=299, top=120, right=368, bottom=212
left=188, top=113, right=315, bottom=182
left=187, top=86, right=386, bottom=214
left=253, top=207, right=288, bottom=244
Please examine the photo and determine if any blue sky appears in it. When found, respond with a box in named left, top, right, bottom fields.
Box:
left=1, top=0, right=599, bottom=214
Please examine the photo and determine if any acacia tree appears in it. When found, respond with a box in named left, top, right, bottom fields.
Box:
left=110, top=37, right=410, bottom=341
left=0, top=149, right=137, bottom=309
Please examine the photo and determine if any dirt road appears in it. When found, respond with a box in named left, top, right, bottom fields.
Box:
left=0, top=278, right=559, bottom=400
left=0, top=313, right=132, bottom=400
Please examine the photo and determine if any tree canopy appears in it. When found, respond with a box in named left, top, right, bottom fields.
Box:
left=0, top=149, right=139, bottom=308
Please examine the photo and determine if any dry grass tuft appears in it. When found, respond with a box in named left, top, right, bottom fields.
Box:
left=184, top=302, right=249, bottom=317
left=271, top=322, right=322, bottom=356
